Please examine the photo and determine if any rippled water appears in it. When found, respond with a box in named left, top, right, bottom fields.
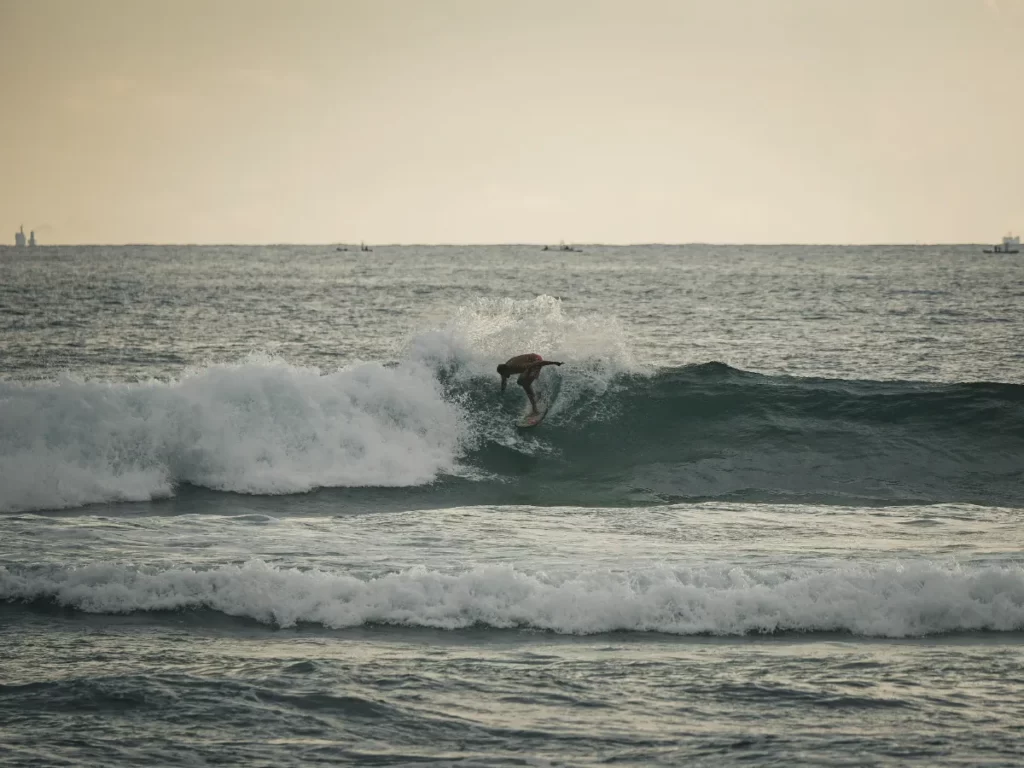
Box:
left=1, top=244, right=1023, bottom=766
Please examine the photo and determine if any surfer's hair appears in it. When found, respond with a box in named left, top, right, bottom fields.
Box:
left=496, top=364, right=510, bottom=376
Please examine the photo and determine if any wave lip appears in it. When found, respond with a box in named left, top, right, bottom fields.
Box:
left=4, top=560, right=1023, bottom=638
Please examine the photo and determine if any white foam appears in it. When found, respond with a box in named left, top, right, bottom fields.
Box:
left=0, top=356, right=467, bottom=513
left=4, top=559, right=1023, bottom=637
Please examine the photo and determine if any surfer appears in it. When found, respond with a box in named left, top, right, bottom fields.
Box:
left=497, top=354, right=563, bottom=415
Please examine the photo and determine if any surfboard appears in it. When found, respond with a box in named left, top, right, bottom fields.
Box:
left=514, top=372, right=559, bottom=429
left=516, top=403, right=548, bottom=429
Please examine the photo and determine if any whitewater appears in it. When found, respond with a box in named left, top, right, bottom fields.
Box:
left=2, top=244, right=1023, bottom=766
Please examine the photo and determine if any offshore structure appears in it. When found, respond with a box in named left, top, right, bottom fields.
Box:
left=14, top=225, right=36, bottom=247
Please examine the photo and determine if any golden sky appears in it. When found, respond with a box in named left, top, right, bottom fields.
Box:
left=2, top=0, right=1022, bottom=244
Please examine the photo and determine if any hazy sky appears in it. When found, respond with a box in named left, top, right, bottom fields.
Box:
left=2, top=0, right=1022, bottom=244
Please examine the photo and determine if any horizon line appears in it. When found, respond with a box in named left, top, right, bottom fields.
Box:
left=0, top=241, right=1001, bottom=248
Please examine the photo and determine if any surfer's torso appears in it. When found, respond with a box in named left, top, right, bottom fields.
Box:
left=502, top=353, right=543, bottom=374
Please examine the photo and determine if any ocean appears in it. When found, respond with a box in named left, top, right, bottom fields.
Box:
left=1, top=244, right=1022, bottom=766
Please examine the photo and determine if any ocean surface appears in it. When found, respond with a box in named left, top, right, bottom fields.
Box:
left=1, top=244, right=1023, bottom=766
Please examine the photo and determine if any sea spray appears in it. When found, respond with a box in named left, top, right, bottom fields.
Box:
left=405, top=295, right=653, bottom=444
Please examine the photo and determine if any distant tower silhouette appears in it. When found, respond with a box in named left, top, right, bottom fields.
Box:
left=28, top=230, right=36, bottom=247
left=15, top=225, right=26, bottom=247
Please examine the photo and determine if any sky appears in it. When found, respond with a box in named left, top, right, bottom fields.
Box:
left=1, top=0, right=1022, bottom=245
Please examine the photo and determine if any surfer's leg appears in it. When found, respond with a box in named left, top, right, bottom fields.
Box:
left=521, top=381, right=539, bottom=414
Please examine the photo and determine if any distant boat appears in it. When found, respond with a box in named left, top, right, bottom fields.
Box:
left=542, top=241, right=582, bottom=253
left=983, top=234, right=1020, bottom=254
left=360, top=241, right=372, bottom=252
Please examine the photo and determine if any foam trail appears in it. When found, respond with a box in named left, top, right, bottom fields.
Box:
left=4, top=560, right=1023, bottom=637
left=0, top=355, right=467, bottom=513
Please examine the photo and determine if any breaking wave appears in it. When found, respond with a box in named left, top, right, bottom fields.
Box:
left=2, top=296, right=1022, bottom=513
left=4, top=559, right=1023, bottom=637
left=0, top=356, right=466, bottom=513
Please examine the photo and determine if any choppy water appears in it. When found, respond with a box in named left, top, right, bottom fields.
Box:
left=1, top=244, right=1023, bottom=766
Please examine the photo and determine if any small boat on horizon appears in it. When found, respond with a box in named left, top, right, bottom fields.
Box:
left=983, top=233, right=1020, bottom=254
left=542, top=241, right=582, bottom=253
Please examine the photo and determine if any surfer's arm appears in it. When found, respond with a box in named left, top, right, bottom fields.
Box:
left=528, top=360, right=561, bottom=372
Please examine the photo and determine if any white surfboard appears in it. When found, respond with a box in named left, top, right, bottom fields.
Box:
left=516, top=403, right=548, bottom=429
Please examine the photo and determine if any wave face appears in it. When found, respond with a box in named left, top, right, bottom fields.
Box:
left=455, top=362, right=1024, bottom=507
left=3, top=559, right=1023, bottom=637
left=2, top=297, right=1022, bottom=513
